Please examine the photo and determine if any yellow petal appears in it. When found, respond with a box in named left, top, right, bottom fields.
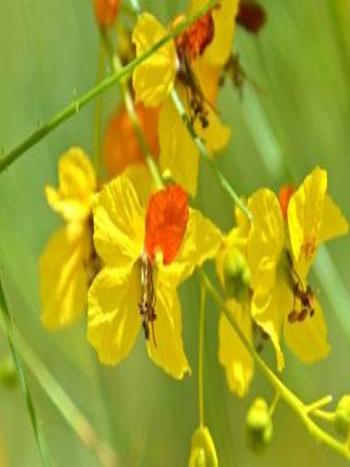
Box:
left=319, top=194, right=349, bottom=243
left=123, top=163, right=155, bottom=206
left=251, top=276, right=292, bottom=371
left=159, top=94, right=199, bottom=196
left=191, top=58, right=220, bottom=105
left=46, top=147, right=96, bottom=223
left=288, top=167, right=327, bottom=277
left=247, top=189, right=285, bottom=296
left=218, top=301, right=254, bottom=397
left=195, top=104, right=231, bottom=154
left=167, top=208, right=222, bottom=285
left=203, top=0, right=239, bottom=66
left=146, top=271, right=190, bottom=379
left=92, top=173, right=145, bottom=268
left=283, top=298, right=330, bottom=364
left=39, top=226, right=90, bottom=329
left=132, top=12, right=177, bottom=107
left=87, top=266, right=141, bottom=365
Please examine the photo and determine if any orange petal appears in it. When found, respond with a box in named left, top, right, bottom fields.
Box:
left=103, top=104, right=159, bottom=178
left=93, top=0, right=120, bottom=27
left=145, top=185, right=189, bottom=264
left=278, top=185, right=295, bottom=220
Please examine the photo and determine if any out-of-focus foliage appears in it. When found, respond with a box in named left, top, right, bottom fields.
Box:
left=0, top=0, right=350, bottom=465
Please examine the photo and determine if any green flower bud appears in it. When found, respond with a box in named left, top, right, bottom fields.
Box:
left=0, top=354, right=17, bottom=389
left=189, top=426, right=218, bottom=467
left=246, top=398, right=273, bottom=454
left=223, top=247, right=251, bottom=302
left=335, top=395, right=350, bottom=437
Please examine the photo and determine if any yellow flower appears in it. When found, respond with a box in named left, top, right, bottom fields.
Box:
left=189, top=426, right=218, bottom=467
left=39, top=148, right=97, bottom=329
left=216, top=206, right=254, bottom=397
left=132, top=3, right=237, bottom=195
left=247, top=167, right=348, bottom=368
left=87, top=173, right=221, bottom=379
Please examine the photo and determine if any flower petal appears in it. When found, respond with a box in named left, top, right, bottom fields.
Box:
left=319, top=194, right=348, bottom=244
left=92, top=173, right=145, bottom=268
left=39, top=226, right=90, bottom=329
left=87, top=266, right=141, bottom=365
left=191, top=58, right=220, bottom=105
left=159, top=94, right=199, bottom=196
left=132, top=13, right=177, bottom=107
left=251, top=276, right=291, bottom=371
left=203, top=0, right=239, bottom=65
left=194, top=104, right=231, bottom=154
left=284, top=298, right=330, bottom=364
left=167, top=208, right=222, bottom=285
left=288, top=167, right=327, bottom=277
left=218, top=301, right=254, bottom=397
left=146, top=272, right=190, bottom=379
left=247, top=189, right=285, bottom=296
left=46, top=147, right=96, bottom=223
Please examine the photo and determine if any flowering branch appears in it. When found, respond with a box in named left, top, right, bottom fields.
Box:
left=0, top=0, right=217, bottom=173
left=199, top=268, right=350, bottom=461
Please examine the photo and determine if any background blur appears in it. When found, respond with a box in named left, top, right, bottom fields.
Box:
left=0, top=0, right=350, bottom=465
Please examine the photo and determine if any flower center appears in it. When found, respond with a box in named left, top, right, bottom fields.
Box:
left=138, top=252, right=157, bottom=345
left=175, top=12, right=214, bottom=62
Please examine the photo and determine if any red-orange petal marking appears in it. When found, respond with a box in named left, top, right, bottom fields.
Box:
left=93, top=0, right=120, bottom=28
left=145, top=185, right=189, bottom=265
left=279, top=185, right=295, bottom=220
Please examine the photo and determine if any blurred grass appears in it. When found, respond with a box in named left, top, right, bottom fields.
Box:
left=1, top=0, right=350, bottom=465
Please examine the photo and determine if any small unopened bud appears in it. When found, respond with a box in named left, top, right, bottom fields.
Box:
left=0, top=355, right=17, bottom=389
left=246, top=398, right=273, bottom=454
left=93, top=0, right=120, bottom=28
left=223, top=248, right=251, bottom=302
left=189, top=426, right=218, bottom=467
left=335, top=395, right=350, bottom=437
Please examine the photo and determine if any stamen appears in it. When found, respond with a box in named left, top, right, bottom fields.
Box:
left=138, top=253, right=157, bottom=347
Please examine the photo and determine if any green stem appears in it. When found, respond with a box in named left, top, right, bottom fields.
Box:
left=170, top=90, right=253, bottom=221
left=0, top=306, right=118, bottom=466
left=199, top=268, right=350, bottom=461
left=93, top=40, right=106, bottom=176
left=101, top=29, right=164, bottom=190
left=0, top=277, right=51, bottom=467
left=198, top=282, right=206, bottom=427
left=0, top=0, right=217, bottom=173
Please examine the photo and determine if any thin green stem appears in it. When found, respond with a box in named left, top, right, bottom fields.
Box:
left=306, top=395, right=333, bottom=414
left=0, top=307, right=118, bottom=466
left=170, top=90, right=253, bottom=221
left=268, top=392, right=281, bottom=418
left=93, top=40, right=106, bottom=175
left=198, top=282, right=206, bottom=427
left=101, top=29, right=164, bottom=189
left=199, top=268, right=350, bottom=461
left=0, top=277, right=51, bottom=467
left=0, top=0, right=217, bottom=173
left=312, top=410, right=337, bottom=424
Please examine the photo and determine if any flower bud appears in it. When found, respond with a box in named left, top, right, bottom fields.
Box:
left=246, top=398, right=273, bottom=454
left=93, top=0, right=120, bottom=28
left=189, top=426, right=218, bottom=467
left=223, top=247, right=251, bottom=302
left=0, top=355, right=17, bottom=389
left=335, top=395, right=350, bottom=437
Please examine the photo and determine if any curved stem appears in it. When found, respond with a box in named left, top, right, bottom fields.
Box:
left=198, top=282, right=206, bottom=427
left=0, top=277, right=51, bottom=466
left=169, top=89, right=253, bottom=221
left=0, top=0, right=217, bottom=173
left=93, top=40, right=106, bottom=176
left=100, top=29, right=164, bottom=190
left=199, top=268, right=350, bottom=461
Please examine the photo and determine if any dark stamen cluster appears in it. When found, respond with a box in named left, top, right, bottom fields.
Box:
left=138, top=253, right=157, bottom=346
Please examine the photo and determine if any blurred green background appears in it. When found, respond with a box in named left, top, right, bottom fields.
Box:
left=0, top=0, right=350, bottom=465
